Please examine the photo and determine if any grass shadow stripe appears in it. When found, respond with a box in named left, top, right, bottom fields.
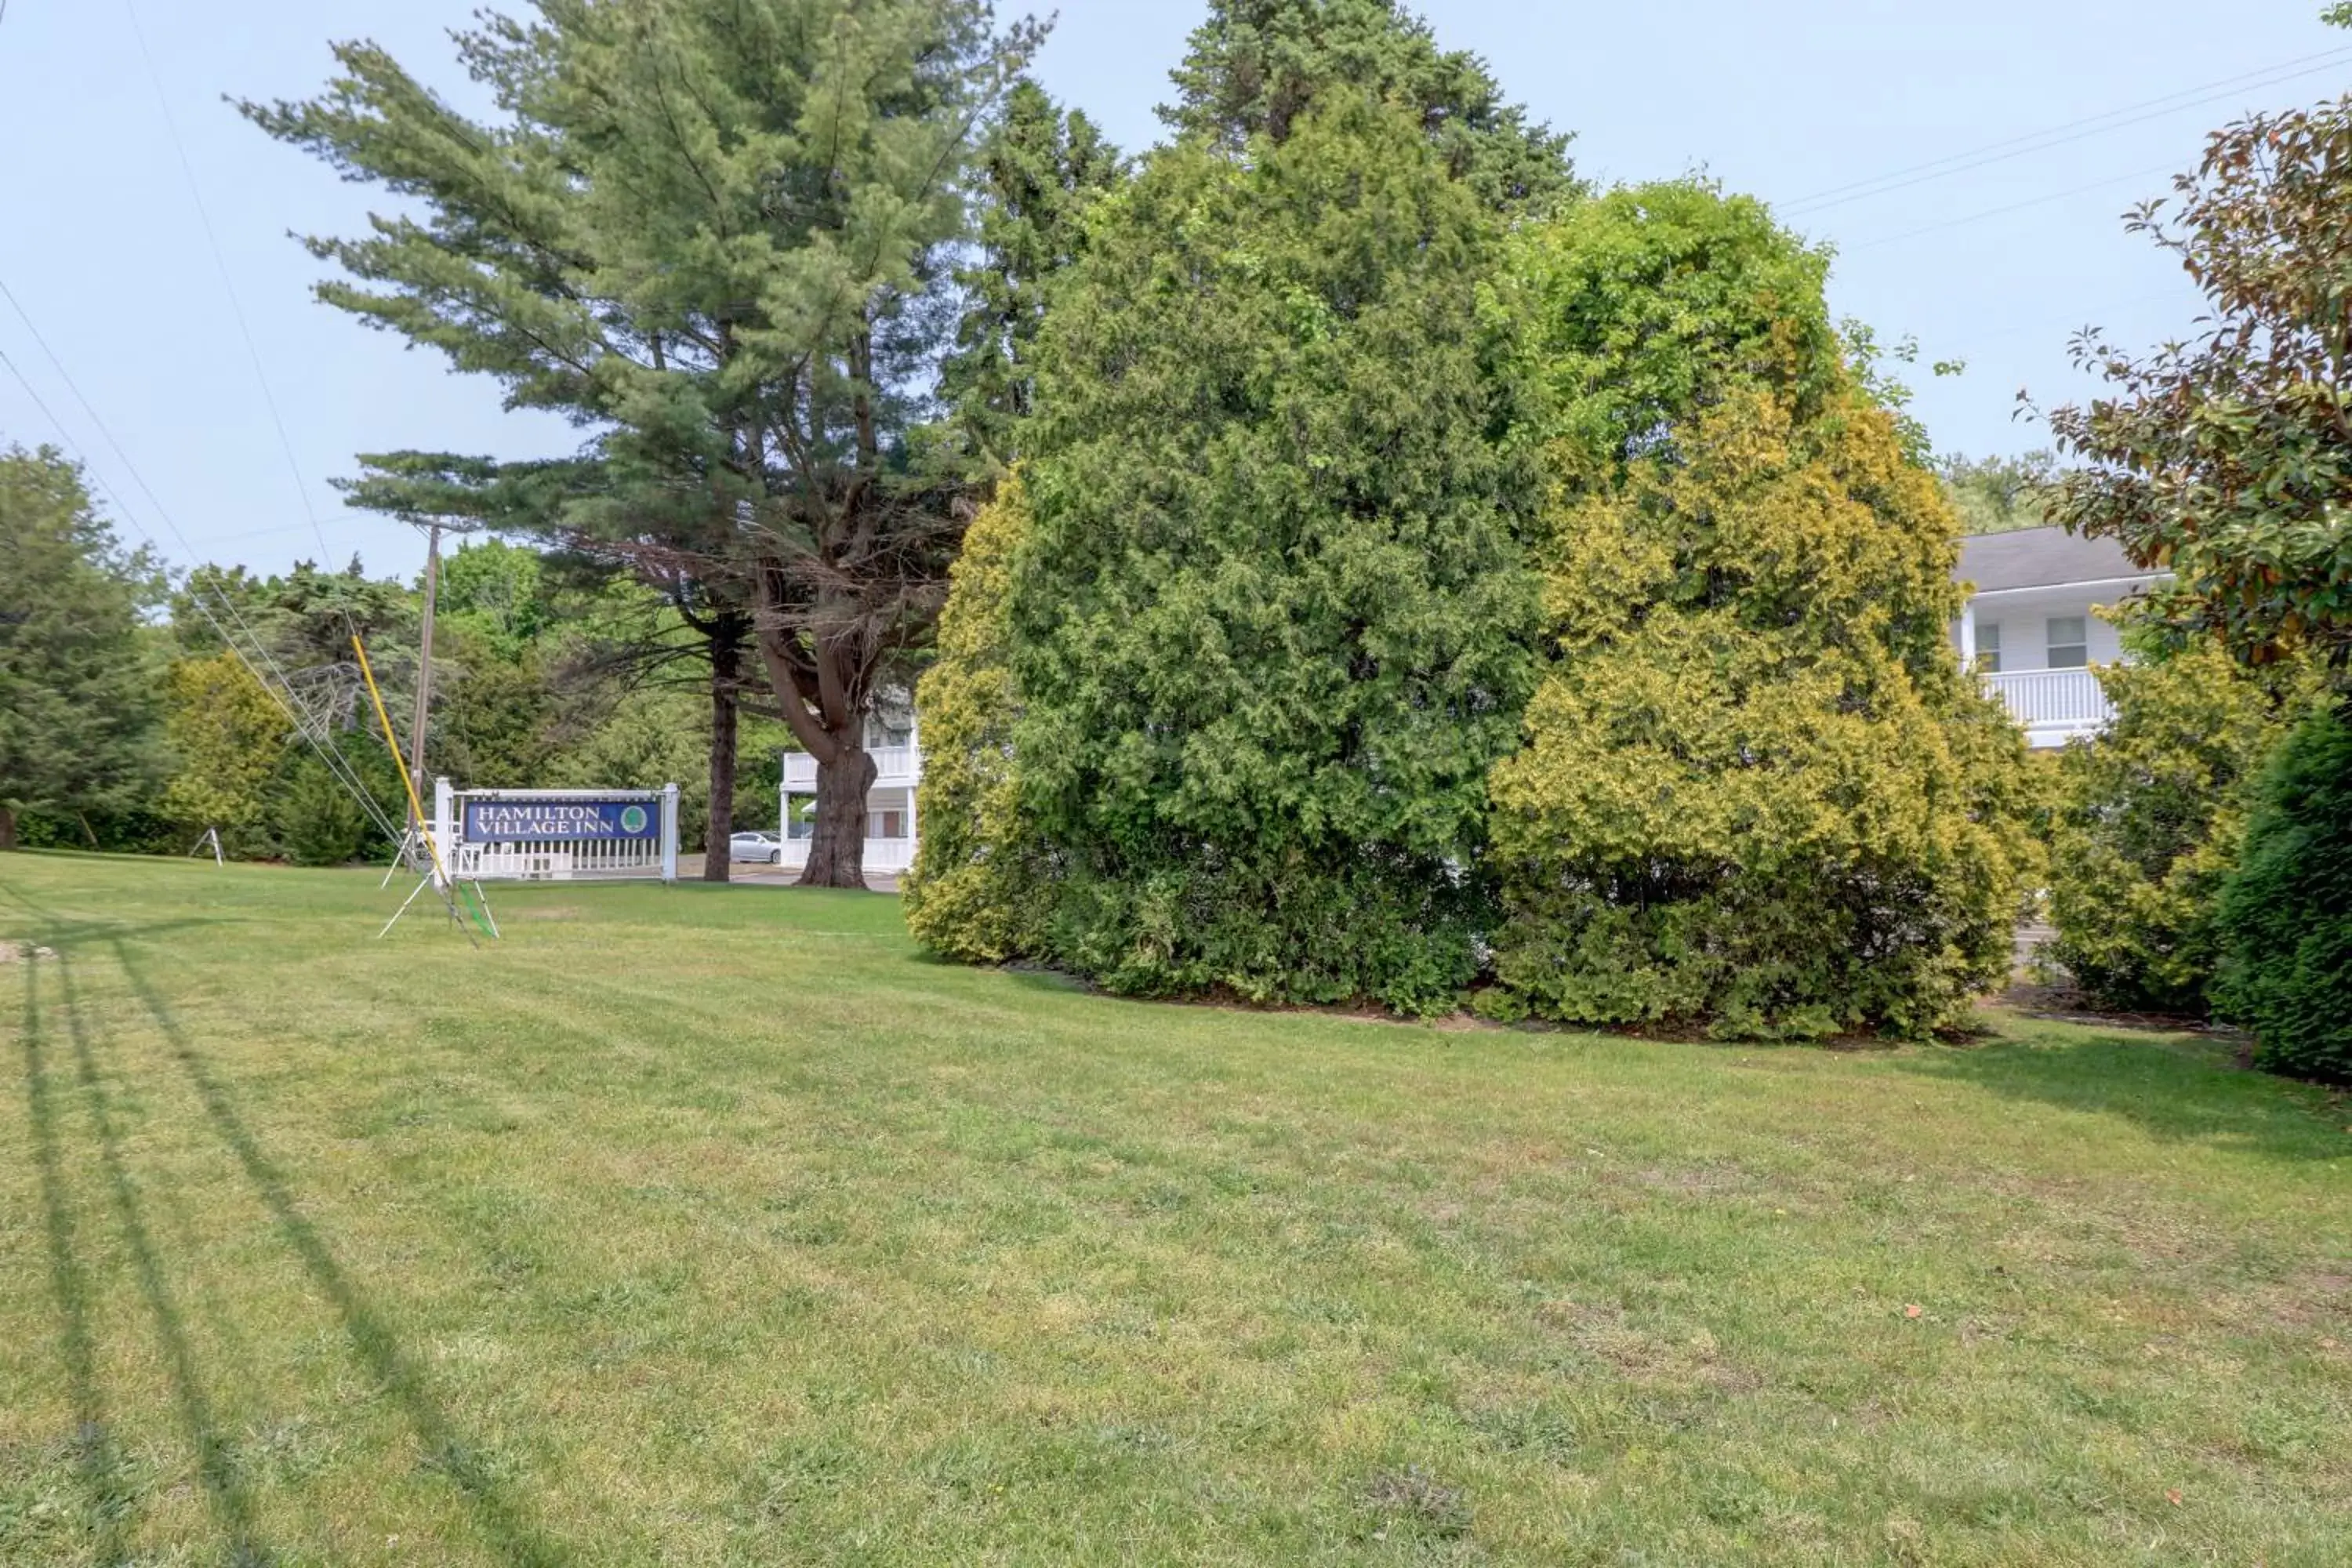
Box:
left=50, top=944, right=275, bottom=1564
left=100, top=937, right=573, bottom=1568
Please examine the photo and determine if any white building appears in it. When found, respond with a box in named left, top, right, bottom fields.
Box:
left=1954, top=525, right=2167, bottom=748
left=777, top=707, right=921, bottom=877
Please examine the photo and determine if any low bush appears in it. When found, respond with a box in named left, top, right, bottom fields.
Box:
left=2044, top=641, right=2328, bottom=1012
left=2215, top=706, right=2352, bottom=1081
left=902, top=481, right=1056, bottom=962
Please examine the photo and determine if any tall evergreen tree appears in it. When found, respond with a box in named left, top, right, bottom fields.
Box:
left=967, top=95, right=1538, bottom=1011
left=1160, top=0, right=1577, bottom=214
left=245, top=0, right=1037, bottom=887
left=0, top=445, right=164, bottom=851
left=941, top=79, right=1123, bottom=470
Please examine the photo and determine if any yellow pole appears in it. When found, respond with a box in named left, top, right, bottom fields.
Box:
left=352, top=635, right=455, bottom=891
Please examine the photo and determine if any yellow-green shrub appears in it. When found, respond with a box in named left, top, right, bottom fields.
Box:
left=1486, top=387, right=2041, bottom=1038
left=902, top=480, right=1052, bottom=960
left=2048, top=641, right=2332, bottom=1013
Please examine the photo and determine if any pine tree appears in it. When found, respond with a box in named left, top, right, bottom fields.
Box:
left=245, top=0, right=1036, bottom=887
left=0, top=445, right=164, bottom=850
left=941, top=80, right=1123, bottom=470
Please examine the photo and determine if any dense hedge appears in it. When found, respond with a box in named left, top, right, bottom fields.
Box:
left=901, top=480, right=1052, bottom=961
left=2216, top=706, right=2352, bottom=1081
left=978, top=96, right=1539, bottom=1013
left=911, top=169, right=2041, bottom=1035
left=1484, top=385, right=2038, bottom=1039
left=2045, top=642, right=2330, bottom=1013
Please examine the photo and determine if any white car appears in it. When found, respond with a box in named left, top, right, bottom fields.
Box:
left=728, top=830, right=783, bottom=865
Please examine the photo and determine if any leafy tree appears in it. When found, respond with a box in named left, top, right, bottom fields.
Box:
left=1484, top=190, right=2038, bottom=1039
left=176, top=558, right=414, bottom=670
left=171, top=557, right=418, bottom=740
left=2045, top=640, right=2331, bottom=1013
left=274, top=752, right=376, bottom=866
left=546, top=684, right=716, bottom=852
left=246, top=0, right=1038, bottom=887
left=1161, top=0, right=1577, bottom=214
left=2216, top=706, right=2352, bottom=1080
left=439, top=537, right=549, bottom=653
left=160, top=652, right=292, bottom=851
left=982, top=96, right=1538, bottom=1011
left=0, top=445, right=164, bottom=851
left=432, top=625, right=561, bottom=789
left=941, top=79, right=1123, bottom=470
left=902, top=478, right=1049, bottom=958
left=1490, top=183, right=1843, bottom=488
left=1938, top=451, right=2054, bottom=535
left=2044, top=89, right=2352, bottom=667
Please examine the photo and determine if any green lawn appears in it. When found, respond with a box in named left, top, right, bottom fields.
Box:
left=2, top=853, right=2347, bottom=1565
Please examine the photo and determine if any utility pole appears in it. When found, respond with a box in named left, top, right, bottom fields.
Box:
left=405, top=522, right=443, bottom=832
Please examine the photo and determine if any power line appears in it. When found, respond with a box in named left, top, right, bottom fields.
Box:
left=122, top=0, right=342, bottom=574
left=1841, top=162, right=2183, bottom=252
left=111, top=0, right=426, bottom=843
left=1781, top=46, right=2352, bottom=218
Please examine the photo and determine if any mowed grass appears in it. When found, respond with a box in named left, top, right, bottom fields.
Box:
left=2, top=854, right=2347, bottom=1566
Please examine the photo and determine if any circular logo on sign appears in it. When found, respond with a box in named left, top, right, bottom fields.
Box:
left=619, top=805, right=649, bottom=834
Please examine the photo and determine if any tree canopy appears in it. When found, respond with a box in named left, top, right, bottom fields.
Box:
left=940, top=78, right=1123, bottom=471
left=2045, top=91, right=2352, bottom=668
left=0, top=445, right=164, bottom=851
left=245, top=0, right=1037, bottom=885
left=1160, top=0, right=1577, bottom=215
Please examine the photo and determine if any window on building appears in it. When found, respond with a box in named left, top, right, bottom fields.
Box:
left=869, top=809, right=906, bottom=840
left=1977, top=621, right=2002, bottom=673
left=2047, top=615, right=2088, bottom=669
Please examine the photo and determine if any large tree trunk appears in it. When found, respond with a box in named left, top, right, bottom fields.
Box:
left=800, top=745, right=876, bottom=889
left=750, top=560, right=875, bottom=891
left=706, top=629, right=743, bottom=884
left=0, top=807, right=16, bottom=852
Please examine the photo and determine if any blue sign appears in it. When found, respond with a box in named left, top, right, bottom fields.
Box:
left=463, top=797, right=658, bottom=844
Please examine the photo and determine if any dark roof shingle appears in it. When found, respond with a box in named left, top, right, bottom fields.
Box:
left=1956, top=526, right=2154, bottom=592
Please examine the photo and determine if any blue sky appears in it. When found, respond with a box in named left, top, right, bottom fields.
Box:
left=1, top=0, right=2343, bottom=579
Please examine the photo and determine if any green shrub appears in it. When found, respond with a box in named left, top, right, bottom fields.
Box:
left=2045, top=641, right=2329, bottom=1012
left=995, top=96, right=1537, bottom=1013
left=1481, top=186, right=2038, bottom=1040
left=903, top=480, right=1057, bottom=961
left=273, top=753, right=374, bottom=866
left=1486, top=384, right=2040, bottom=1039
left=2215, top=706, right=2352, bottom=1081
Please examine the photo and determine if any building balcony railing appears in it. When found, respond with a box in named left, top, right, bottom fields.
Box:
left=781, top=745, right=920, bottom=791
left=1984, top=667, right=2111, bottom=742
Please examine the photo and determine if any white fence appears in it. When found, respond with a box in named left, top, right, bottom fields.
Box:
left=434, top=779, right=679, bottom=884
left=779, top=834, right=916, bottom=877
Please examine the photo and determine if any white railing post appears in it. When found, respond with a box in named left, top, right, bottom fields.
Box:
left=433, top=776, right=456, bottom=888
left=660, top=782, right=680, bottom=884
